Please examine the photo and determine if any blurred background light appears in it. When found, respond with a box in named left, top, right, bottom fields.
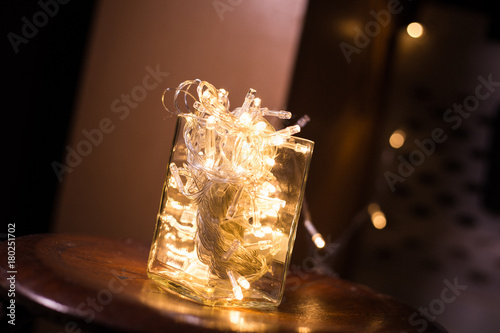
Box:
left=368, top=203, right=387, bottom=230
left=389, top=129, right=406, bottom=148
left=407, top=22, right=424, bottom=38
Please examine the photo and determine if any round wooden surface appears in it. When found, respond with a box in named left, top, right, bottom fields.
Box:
left=0, top=234, right=447, bottom=332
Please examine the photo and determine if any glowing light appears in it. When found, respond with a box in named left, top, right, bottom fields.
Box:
left=254, top=97, right=261, bottom=108
left=180, top=209, right=196, bottom=224
left=256, top=121, right=267, bottom=131
left=262, top=226, right=273, bottom=234
left=368, top=202, right=387, bottom=229
left=263, top=109, right=292, bottom=119
left=389, top=129, right=406, bottom=149
left=205, top=158, right=214, bottom=167
left=304, top=219, right=325, bottom=249
left=239, top=112, right=252, bottom=125
left=202, top=89, right=212, bottom=100
left=262, top=182, right=276, bottom=194
left=269, top=135, right=284, bottom=146
left=237, top=277, right=250, bottom=289
left=278, top=125, right=301, bottom=136
left=372, top=214, right=387, bottom=229
left=217, top=89, right=227, bottom=102
left=169, top=163, right=185, bottom=194
left=229, top=310, right=242, bottom=325
left=312, top=234, right=326, bottom=249
left=227, top=270, right=244, bottom=300
left=264, top=157, right=275, bottom=167
left=167, top=176, right=177, bottom=188
left=206, top=115, right=215, bottom=129
left=232, top=270, right=251, bottom=289
left=253, top=229, right=265, bottom=238
left=294, top=143, right=310, bottom=154
left=407, top=22, right=424, bottom=38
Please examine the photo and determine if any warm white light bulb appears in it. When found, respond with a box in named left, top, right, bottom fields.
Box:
left=254, top=97, right=261, bottom=108
left=256, top=121, right=267, bottom=131
left=368, top=203, right=387, bottom=230
left=312, top=233, right=326, bottom=249
left=372, top=214, right=387, bottom=229
left=389, top=129, right=406, bottom=149
left=234, top=288, right=244, bottom=300
left=407, top=22, right=424, bottom=38
left=227, top=270, right=244, bottom=300
left=265, top=157, right=275, bottom=166
left=237, top=276, right=250, bottom=290
left=239, top=112, right=252, bottom=125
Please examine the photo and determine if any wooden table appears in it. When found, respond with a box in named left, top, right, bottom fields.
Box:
left=0, top=234, right=447, bottom=332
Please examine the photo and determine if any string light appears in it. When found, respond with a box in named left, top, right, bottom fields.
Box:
left=159, top=79, right=312, bottom=301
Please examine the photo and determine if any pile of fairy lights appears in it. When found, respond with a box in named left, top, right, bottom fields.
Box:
left=161, top=79, right=316, bottom=300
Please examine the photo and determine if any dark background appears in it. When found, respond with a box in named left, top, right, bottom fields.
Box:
left=2, top=0, right=97, bottom=237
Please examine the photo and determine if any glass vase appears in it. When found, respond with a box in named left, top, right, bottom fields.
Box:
left=147, top=114, right=314, bottom=308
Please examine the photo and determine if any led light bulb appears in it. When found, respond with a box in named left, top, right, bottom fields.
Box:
left=264, top=157, right=275, bottom=167
left=269, top=135, right=284, bottom=146
left=261, top=226, right=273, bottom=234
left=293, top=143, right=310, bottom=154
left=304, top=219, right=325, bottom=249
left=264, top=109, right=292, bottom=119
left=169, top=163, right=185, bottom=194
left=256, top=121, right=267, bottom=131
left=202, top=89, right=212, bottom=100
left=312, top=234, right=326, bottom=249
left=205, top=158, right=214, bottom=167
left=233, top=88, right=256, bottom=117
left=232, top=270, right=251, bottom=290
left=372, top=214, right=387, bottom=229
left=218, top=88, right=228, bottom=103
left=221, top=239, right=240, bottom=261
left=276, top=125, right=301, bottom=137
left=262, top=182, right=276, bottom=194
left=253, top=228, right=265, bottom=238
left=227, top=270, right=244, bottom=300
left=239, top=112, right=252, bottom=125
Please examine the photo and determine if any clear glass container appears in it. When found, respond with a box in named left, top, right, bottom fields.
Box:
left=147, top=114, right=314, bottom=308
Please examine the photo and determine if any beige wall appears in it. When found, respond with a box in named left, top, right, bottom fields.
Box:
left=53, top=0, right=307, bottom=241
